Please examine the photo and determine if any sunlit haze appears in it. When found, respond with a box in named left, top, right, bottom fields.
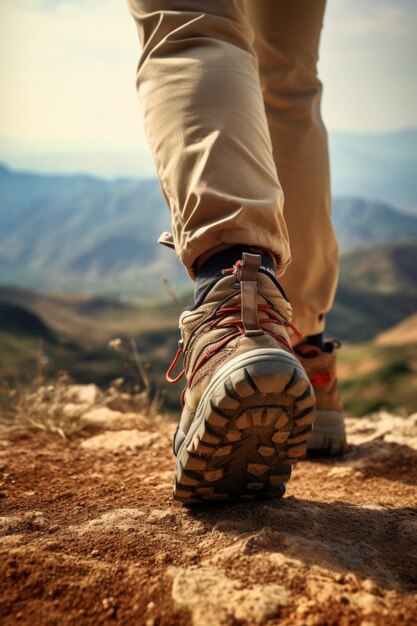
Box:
left=0, top=0, right=416, bottom=176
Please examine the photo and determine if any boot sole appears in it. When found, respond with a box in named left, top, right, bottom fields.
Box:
left=307, top=410, right=347, bottom=457
left=173, top=348, right=315, bottom=504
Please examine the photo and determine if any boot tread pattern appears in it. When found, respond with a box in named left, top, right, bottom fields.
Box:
left=174, top=358, right=315, bottom=504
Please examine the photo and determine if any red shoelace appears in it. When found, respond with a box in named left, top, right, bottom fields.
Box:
left=166, top=296, right=303, bottom=406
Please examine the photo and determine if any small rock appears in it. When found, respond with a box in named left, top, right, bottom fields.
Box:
left=28, top=512, right=48, bottom=531
left=327, top=466, right=355, bottom=478
left=67, top=384, right=102, bottom=406
left=70, top=509, right=145, bottom=534
left=362, top=578, right=378, bottom=593
left=148, top=509, right=175, bottom=523
left=171, top=566, right=289, bottom=626
left=62, top=403, right=84, bottom=419
left=81, top=406, right=125, bottom=428
left=48, top=524, right=60, bottom=534
left=80, top=430, right=160, bottom=452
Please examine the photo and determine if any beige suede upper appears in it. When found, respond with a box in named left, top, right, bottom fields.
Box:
left=295, top=344, right=343, bottom=414
left=176, top=261, right=295, bottom=435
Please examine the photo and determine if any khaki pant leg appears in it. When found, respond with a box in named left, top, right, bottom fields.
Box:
left=127, top=0, right=290, bottom=279
left=245, top=0, right=339, bottom=336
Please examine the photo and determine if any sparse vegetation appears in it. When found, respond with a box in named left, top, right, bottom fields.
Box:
left=12, top=372, right=89, bottom=440
left=338, top=343, right=417, bottom=416
left=0, top=335, right=166, bottom=439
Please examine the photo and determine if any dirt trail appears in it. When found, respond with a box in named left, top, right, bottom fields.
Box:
left=1, top=404, right=416, bottom=626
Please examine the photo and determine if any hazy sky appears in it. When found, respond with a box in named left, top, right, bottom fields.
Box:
left=1, top=0, right=416, bottom=158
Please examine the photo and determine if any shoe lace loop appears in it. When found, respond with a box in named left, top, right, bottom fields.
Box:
left=166, top=254, right=305, bottom=405
left=166, top=301, right=303, bottom=405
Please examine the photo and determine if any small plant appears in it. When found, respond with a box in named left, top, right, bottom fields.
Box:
left=0, top=341, right=98, bottom=440
left=13, top=371, right=89, bottom=440
left=107, top=336, right=164, bottom=416
left=161, top=275, right=183, bottom=308
left=0, top=335, right=165, bottom=440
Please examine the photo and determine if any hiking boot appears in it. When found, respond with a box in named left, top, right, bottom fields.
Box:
left=294, top=340, right=347, bottom=456
left=167, top=252, right=315, bottom=504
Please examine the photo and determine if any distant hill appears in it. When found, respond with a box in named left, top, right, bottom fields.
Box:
left=375, top=313, right=417, bottom=347
left=0, top=302, right=55, bottom=340
left=338, top=242, right=417, bottom=294
left=326, top=243, right=417, bottom=341
left=0, top=164, right=187, bottom=294
left=1, top=243, right=416, bottom=346
left=2, top=129, right=416, bottom=212
left=1, top=164, right=416, bottom=295
left=1, top=240, right=416, bottom=412
left=333, top=199, right=417, bottom=252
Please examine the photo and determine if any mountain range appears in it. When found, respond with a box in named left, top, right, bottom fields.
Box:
left=329, top=129, right=417, bottom=213
left=2, top=129, right=416, bottom=212
left=1, top=241, right=416, bottom=413
left=1, top=163, right=417, bottom=296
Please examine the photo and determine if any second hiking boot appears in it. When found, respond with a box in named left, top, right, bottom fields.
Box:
left=167, top=252, right=316, bottom=504
left=295, top=340, right=347, bottom=456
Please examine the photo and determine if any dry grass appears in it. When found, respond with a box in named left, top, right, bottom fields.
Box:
left=0, top=337, right=164, bottom=440
left=12, top=372, right=89, bottom=440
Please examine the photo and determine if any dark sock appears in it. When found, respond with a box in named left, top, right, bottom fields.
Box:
left=305, top=333, right=325, bottom=351
left=193, top=244, right=281, bottom=308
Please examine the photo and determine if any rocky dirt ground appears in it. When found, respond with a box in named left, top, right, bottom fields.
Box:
left=0, top=389, right=416, bottom=626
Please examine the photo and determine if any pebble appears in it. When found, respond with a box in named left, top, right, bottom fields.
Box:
left=48, top=524, right=60, bottom=534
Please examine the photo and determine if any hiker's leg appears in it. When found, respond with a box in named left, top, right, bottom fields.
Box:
left=245, top=0, right=338, bottom=337
left=127, top=0, right=290, bottom=279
